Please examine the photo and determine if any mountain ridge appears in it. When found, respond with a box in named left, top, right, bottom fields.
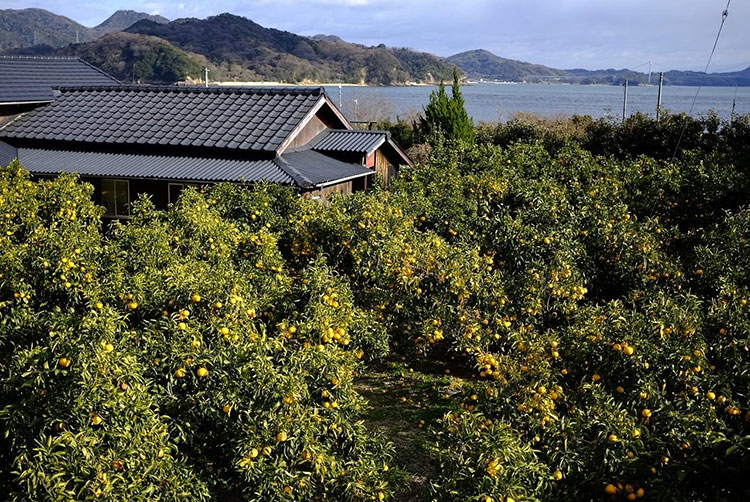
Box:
left=0, top=8, right=169, bottom=50
left=124, top=13, right=456, bottom=85
left=448, top=49, right=750, bottom=86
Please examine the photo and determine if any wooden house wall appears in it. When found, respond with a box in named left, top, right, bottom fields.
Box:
left=374, top=150, right=393, bottom=186
left=287, top=115, right=328, bottom=151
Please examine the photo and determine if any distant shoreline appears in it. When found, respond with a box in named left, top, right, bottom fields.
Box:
left=211, top=81, right=436, bottom=88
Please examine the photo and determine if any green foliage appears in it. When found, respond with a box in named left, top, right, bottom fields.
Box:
left=60, top=32, right=202, bottom=83
left=419, top=68, right=475, bottom=144
left=3, top=113, right=750, bottom=501
left=0, top=166, right=397, bottom=501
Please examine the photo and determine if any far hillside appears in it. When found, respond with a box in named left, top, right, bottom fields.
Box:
left=449, top=49, right=750, bottom=86
left=0, top=8, right=168, bottom=50
left=125, top=13, right=457, bottom=85
left=4, top=32, right=220, bottom=84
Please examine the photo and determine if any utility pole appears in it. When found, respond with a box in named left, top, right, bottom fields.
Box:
left=204, top=67, right=210, bottom=88
left=338, top=85, right=342, bottom=109
left=622, top=80, right=628, bottom=123
left=648, top=61, right=652, bottom=85
left=656, top=72, right=664, bottom=120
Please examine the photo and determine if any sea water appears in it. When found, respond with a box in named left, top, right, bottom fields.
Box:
left=324, top=83, right=750, bottom=123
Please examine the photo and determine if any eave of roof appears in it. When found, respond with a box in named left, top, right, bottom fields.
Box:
left=0, top=140, right=373, bottom=189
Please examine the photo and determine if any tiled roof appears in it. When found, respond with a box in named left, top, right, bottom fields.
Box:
left=311, top=129, right=388, bottom=155
left=0, top=56, right=121, bottom=104
left=0, top=141, right=372, bottom=188
left=0, top=86, right=326, bottom=153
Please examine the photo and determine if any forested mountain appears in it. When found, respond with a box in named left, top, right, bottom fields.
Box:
left=3, top=9, right=747, bottom=86
left=94, top=10, right=169, bottom=33
left=4, top=32, right=216, bottom=84
left=447, top=49, right=567, bottom=82
left=449, top=49, right=750, bottom=86
left=0, top=8, right=167, bottom=50
left=125, top=13, right=456, bottom=84
left=0, top=8, right=97, bottom=50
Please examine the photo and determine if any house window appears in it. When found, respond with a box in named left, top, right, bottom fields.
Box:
left=169, top=183, right=197, bottom=204
left=168, top=183, right=185, bottom=205
left=101, top=179, right=129, bottom=217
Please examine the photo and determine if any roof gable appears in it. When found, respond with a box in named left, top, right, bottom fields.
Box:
left=310, top=129, right=413, bottom=166
left=0, top=56, right=121, bottom=105
left=0, top=86, right=328, bottom=153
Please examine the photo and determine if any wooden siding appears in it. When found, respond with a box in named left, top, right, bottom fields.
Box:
left=287, top=115, right=328, bottom=150
left=374, top=150, right=393, bottom=186
left=305, top=180, right=353, bottom=203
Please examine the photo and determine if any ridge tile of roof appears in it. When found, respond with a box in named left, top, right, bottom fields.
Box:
left=0, top=85, right=326, bottom=153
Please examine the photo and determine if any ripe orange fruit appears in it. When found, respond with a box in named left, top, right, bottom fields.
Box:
left=276, top=431, right=287, bottom=442
left=91, top=414, right=103, bottom=425
left=197, top=367, right=209, bottom=378
left=58, top=357, right=71, bottom=368
left=176, top=368, right=186, bottom=378
left=604, top=483, right=618, bottom=494
left=641, top=409, right=652, bottom=418
left=222, top=404, right=231, bottom=414
left=191, top=294, right=201, bottom=303
left=104, top=343, right=114, bottom=352
left=178, top=322, right=187, bottom=331
left=127, top=301, right=138, bottom=310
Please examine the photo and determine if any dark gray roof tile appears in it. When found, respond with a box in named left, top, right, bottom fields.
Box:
left=0, top=56, right=121, bottom=104
left=8, top=146, right=294, bottom=184
left=310, top=129, right=389, bottom=154
left=0, top=85, right=325, bottom=153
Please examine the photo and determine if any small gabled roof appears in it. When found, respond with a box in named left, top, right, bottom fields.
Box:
left=0, top=56, right=121, bottom=105
left=0, top=141, right=372, bottom=188
left=0, top=86, right=335, bottom=154
left=311, top=129, right=388, bottom=156
left=310, top=129, right=413, bottom=166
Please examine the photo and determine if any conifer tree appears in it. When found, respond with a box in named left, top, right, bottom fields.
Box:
left=419, top=67, right=474, bottom=143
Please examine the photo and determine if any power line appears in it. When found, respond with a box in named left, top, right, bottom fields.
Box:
left=670, top=0, right=731, bottom=161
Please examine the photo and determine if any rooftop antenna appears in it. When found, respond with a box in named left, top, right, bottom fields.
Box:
left=338, top=84, right=342, bottom=109
left=204, top=67, right=210, bottom=88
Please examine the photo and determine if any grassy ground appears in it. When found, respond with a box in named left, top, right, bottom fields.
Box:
left=355, top=357, right=467, bottom=501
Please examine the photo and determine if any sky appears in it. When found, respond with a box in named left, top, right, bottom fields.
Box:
left=7, top=0, right=750, bottom=72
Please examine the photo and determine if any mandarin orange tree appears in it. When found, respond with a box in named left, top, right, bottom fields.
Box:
left=0, top=163, right=397, bottom=501
left=3, top=112, right=750, bottom=502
